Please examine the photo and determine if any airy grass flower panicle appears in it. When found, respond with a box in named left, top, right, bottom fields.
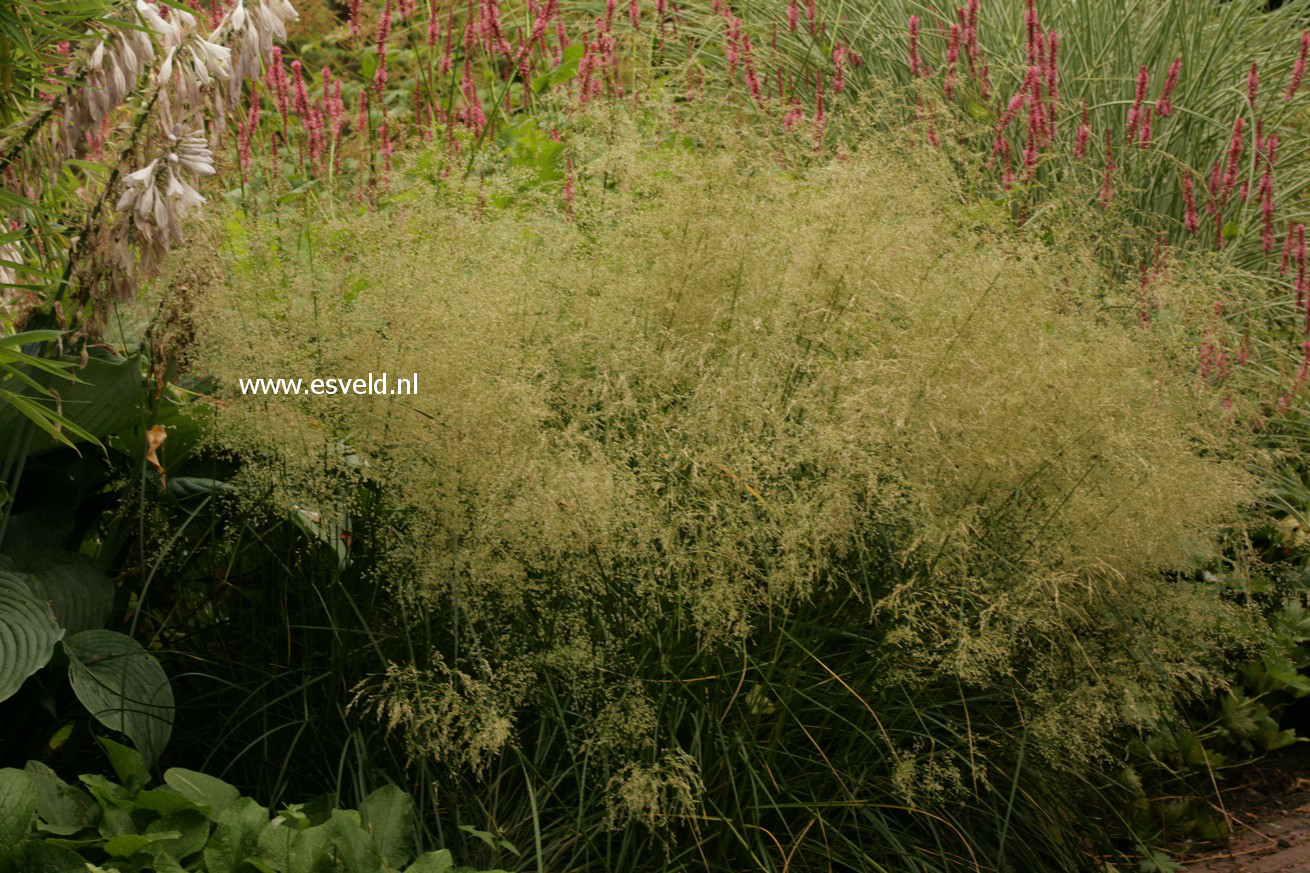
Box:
left=1289, top=31, right=1309, bottom=101
left=1157, top=57, right=1181, bottom=117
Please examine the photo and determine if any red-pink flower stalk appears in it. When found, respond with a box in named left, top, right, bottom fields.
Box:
left=1221, top=117, right=1246, bottom=202
left=349, top=0, right=363, bottom=37
left=743, top=34, right=763, bottom=104
left=630, top=0, right=640, bottom=29
left=1288, top=31, right=1309, bottom=101
left=908, top=16, right=922, bottom=77
left=944, top=25, right=961, bottom=99
left=291, top=60, right=310, bottom=119
left=834, top=41, right=848, bottom=94
left=428, top=4, right=440, bottom=47
left=1157, top=57, right=1181, bottom=116
left=357, top=89, right=368, bottom=137
left=1249, top=61, right=1260, bottom=105
left=788, top=0, right=798, bottom=33
left=375, top=0, right=392, bottom=94
left=783, top=99, right=804, bottom=130
left=460, top=58, right=487, bottom=132
left=1046, top=29, right=1059, bottom=107
left=1207, top=160, right=1221, bottom=215
left=806, top=0, right=817, bottom=36
left=268, top=47, right=291, bottom=131
left=1126, top=64, right=1148, bottom=143
left=379, top=121, right=393, bottom=174
left=1074, top=101, right=1090, bottom=157
left=1139, top=105, right=1153, bottom=148
left=1184, top=174, right=1199, bottom=236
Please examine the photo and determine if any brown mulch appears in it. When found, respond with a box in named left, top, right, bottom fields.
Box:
left=1177, top=745, right=1310, bottom=872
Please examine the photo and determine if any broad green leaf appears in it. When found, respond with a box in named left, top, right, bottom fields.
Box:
left=97, top=737, right=149, bottom=789
left=64, top=630, right=174, bottom=768
left=329, top=809, right=383, bottom=873
left=359, top=785, right=415, bottom=869
left=23, top=761, right=95, bottom=832
left=143, top=809, right=209, bottom=861
left=163, top=769, right=240, bottom=820
left=134, top=788, right=202, bottom=817
left=0, top=769, right=36, bottom=852
left=203, top=797, right=267, bottom=873
left=405, top=850, right=455, bottom=873
left=104, top=831, right=181, bottom=858
left=0, top=571, right=63, bottom=703
left=24, top=551, right=113, bottom=635
left=254, top=818, right=332, bottom=873
left=18, top=841, right=86, bottom=873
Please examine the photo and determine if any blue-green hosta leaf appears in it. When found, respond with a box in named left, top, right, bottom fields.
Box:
left=0, top=769, right=37, bottom=853
left=23, top=552, right=112, bottom=636
left=64, top=630, right=173, bottom=769
left=359, top=785, right=415, bottom=869
left=0, top=571, right=63, bottom=703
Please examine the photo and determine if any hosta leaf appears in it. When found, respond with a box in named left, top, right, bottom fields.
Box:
left=64, top=630, right=173, bottom=768
left=359, top=785, right=415, bottom=869
left=23, top=552, right=112, bottom=635
left=0, top=571, right=62, bottom=703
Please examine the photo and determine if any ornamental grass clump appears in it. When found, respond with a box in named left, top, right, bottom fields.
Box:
left=187, top=120, right=1263, bottom=870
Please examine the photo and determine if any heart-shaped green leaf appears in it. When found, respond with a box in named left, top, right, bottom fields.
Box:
left=64, top=630, right=173, bottom=769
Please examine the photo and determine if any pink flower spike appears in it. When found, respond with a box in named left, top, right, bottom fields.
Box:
left=1221, top=117, right=1246, bottom=203
left=1183, top=174, right=1199, bottom=236
left=1127, top=65, right=1148, bottom=142
left=1288, top=31, right=1309, bottom=101
left=1249, top=61, right=1260, bottom=105
left=1157, top=57, right=1181, bottom=116
left=908, top=16, right=922, bottom=77
left=788, top=0, right=798, bottom=33
left=1046, top=29, right=1059, bottom=106
left=1074, top=101, right=1090, bottom=158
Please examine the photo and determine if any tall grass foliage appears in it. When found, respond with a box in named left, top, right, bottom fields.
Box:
left=168, top=110, right=1270, bottom=871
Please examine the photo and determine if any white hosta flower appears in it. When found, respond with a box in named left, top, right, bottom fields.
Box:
left=65, top=27, right=155, bottom=153
left=165, top=169, right=205, bottom=211
left=136, top=0, right=195, bottom=49
left=173, top=129, right=215, bottom=176
left=157, top=46, right=176, bottom=86
left=190, top=38, right=232, bottom=83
